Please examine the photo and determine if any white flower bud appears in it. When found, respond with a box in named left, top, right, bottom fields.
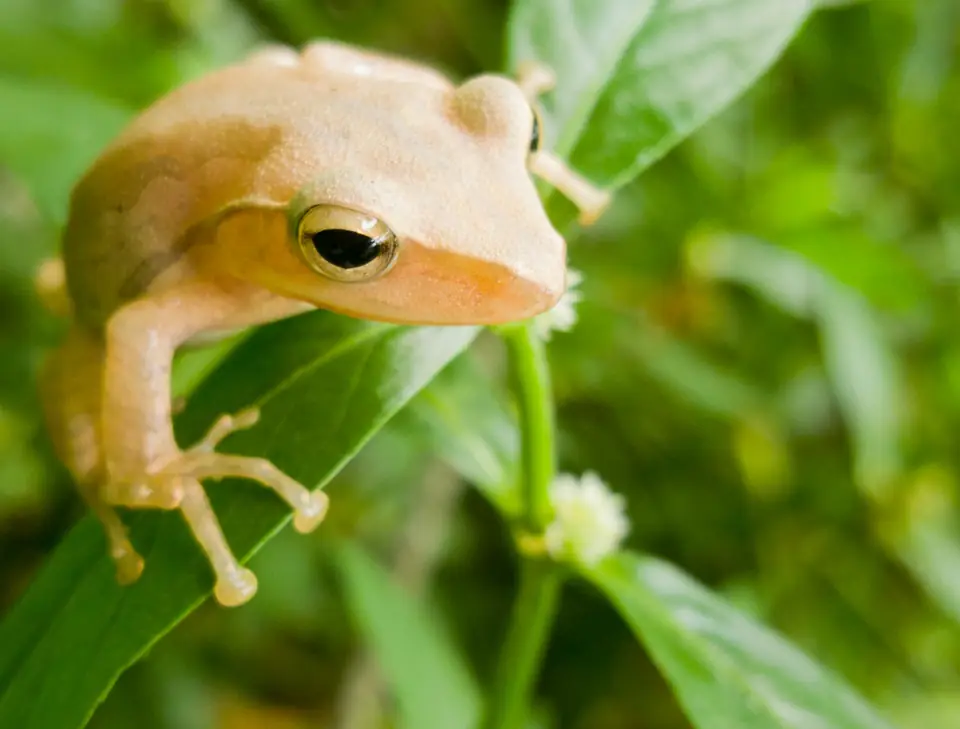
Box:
left=533, top=268, right=583, bottom=341
left=544, top=471, right=629, bottom=566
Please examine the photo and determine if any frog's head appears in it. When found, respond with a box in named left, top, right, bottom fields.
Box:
left=226, top=72, right=605, bottom=326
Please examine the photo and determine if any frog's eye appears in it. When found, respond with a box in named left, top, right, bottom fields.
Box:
left=295, top=205, right=399, bottom=283
left=529, top=107, right=542, bottom=153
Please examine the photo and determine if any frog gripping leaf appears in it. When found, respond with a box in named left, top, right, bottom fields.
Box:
left=39, top=41, right=608, bottom=606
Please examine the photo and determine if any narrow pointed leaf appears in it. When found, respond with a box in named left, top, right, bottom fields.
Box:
left=0, top=312, right=478, bottom=729
left=337, top=542, right=482, bottom=729
left=813, top=282, right=902, bottom=498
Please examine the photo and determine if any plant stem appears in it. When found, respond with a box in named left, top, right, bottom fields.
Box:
left=484, top=321, right=563, bottom=729
left=483, top=560, right=563, bottom=729
left=502, top=322, right=556, bottom=531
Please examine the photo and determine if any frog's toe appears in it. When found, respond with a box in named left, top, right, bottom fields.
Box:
left=214, top=566, right=258, bottom=607
left=292, top=490, right=329, bottom=533
left=114, top=549, right=145, bottom=585
left=193, top=408, right=261, bottom=453
left=176, top=477, right=256, bottom=607
left=97, top=505, right=146, bottom=583
left=168, top=452, right=329, bottom=533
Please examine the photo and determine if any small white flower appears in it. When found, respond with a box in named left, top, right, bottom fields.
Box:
left=544, top=471, right=630, bottom=566
left=533, top=268, right=583, bottom=340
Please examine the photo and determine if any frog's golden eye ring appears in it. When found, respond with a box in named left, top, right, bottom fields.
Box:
left=295, top=205, right=398, bottom=283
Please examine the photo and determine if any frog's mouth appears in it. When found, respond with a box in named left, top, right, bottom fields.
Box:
left=291, top=242, right=564, bottom=326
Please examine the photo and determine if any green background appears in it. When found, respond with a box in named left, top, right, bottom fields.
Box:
left=1, top=0, right=958, bottom=727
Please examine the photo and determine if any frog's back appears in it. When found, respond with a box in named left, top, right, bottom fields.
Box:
left=63, top=64, right=293, bottom=330
left=62, top=50, right=452, bottom=330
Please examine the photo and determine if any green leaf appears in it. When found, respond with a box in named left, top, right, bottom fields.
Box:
left=0, top=0, right=234, bottom=106
left=686, top=232, right=818, bottom=317
left=622, top=315, right=767, bottom=419
left=781, top=229, right=925, bottom=314
left=336, top=541, right=482, bottom=729
left=0, top=76, right=131, bottom=225
left=507, top=0, right=812, bottom=195
left=813, top=281, right=902, bottom=498
left=584, top=551, right=896, bottom=729
left=688, top=232, right=905, bottom=495
left=409, top=352, right=521, bottom=513
left=0, top=312, right=478, bottom=729
left=891, top=518, right=960, bottom=627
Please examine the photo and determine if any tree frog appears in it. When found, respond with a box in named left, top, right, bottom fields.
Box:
left=38, top=40, right=610, bottom=606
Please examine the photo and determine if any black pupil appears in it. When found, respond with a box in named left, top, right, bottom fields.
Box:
left=310, top=229, right=381, bottom=269
left=529, top=113, right=541, bottom=152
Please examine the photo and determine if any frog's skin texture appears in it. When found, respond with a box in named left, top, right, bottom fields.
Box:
left=39, top=40, right=610, bottom=606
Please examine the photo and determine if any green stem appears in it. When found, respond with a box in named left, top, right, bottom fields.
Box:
left=483, top=321, right=564, bottom=729
left=502, top=322, right=556, bottom=531
left=483, top=560, right=563, bottom=729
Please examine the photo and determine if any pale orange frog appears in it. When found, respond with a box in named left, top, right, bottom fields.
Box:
left=37, top=40, right=609, bottom=606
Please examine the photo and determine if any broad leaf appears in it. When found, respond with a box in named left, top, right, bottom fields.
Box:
left=337, top=542, right=482, bottom=729
left=508, top=0, right=812, bottom=196
left=585, top=551, right=896, bottom=729
left=409, top=352, right=521, bottom=513
left=0, top=312, right=478, bottom=729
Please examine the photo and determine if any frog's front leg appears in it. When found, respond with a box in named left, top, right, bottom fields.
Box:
left=101, top=279, right=328, bottom=606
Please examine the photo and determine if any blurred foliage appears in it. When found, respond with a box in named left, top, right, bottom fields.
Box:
left=1, top=0, right=959, bottom=728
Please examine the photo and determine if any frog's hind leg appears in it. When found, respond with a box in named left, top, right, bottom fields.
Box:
left=512, top=62, right=612, bottom=224
left=40, top=325, right=144, bottom=584
left=515, top=61, right=557, bottom=99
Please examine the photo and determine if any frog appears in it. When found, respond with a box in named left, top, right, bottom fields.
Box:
left=37, top=40, right=611, bottom=607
